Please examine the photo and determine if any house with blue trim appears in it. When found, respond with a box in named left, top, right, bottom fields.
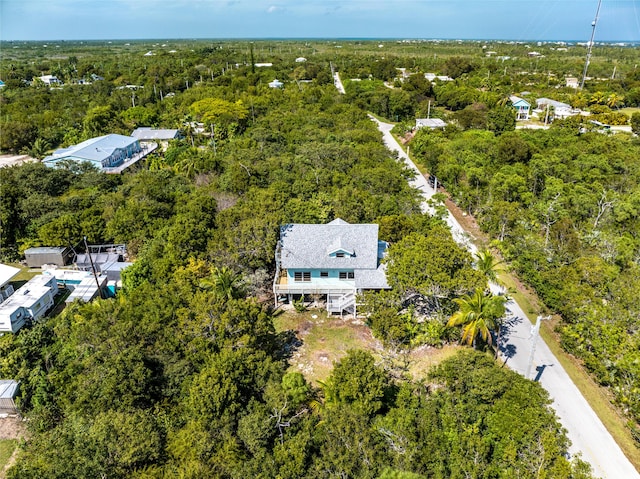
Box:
left=43, top=134, right=155, bottom=172
left=509, top=95, right=531, bottom=121
left=273, top=219, right=390, bottom=316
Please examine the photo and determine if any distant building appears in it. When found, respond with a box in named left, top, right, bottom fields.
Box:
left=509, top=95, right=531, bottom=121
left=39, top=75, right=62, bottom=86
left=24, top=246, right=73, bottom=268
left=416, top=118, right=447, bottom=129
left=0, top=80, right=5, bottom=88
left=131, top=127, right=181, bottom=150
left=90, top=73, right=104, bottom=81
left=295, top=57, right=307, bottom=63
left=255, top=63, right=273, bottom=67
left=536, top=98, right=575, bottom=119
left=268, top=79, right=284, bottom=89
left=43, top=134, right=155, bottom=173
left=0, top=274, right=59, bottom=333
left=565, top=77, right=579, bottom=89
left=424, top=73, right=453, bottom=83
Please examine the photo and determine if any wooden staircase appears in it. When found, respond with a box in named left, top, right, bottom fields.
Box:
left=327, top=292, right=356, bottom=317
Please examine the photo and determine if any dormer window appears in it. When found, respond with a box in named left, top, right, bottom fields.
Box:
left=336, top=252, right=345, bottom=258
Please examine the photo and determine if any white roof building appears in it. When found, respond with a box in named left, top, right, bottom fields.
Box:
left=131, top=127, right=181, bottom=142
left=42, top=269, right=108, bottom=304
left=0, top=264, right=20, bottom=290
left=269, top=79, right=284, bottom=89
left=416, top=118, right=447, bottom=129
left=43, top=134, right=155, bottom=173
left=39, top=75, right=62, bottom=85
left=0, top=274, right=59, bottom=333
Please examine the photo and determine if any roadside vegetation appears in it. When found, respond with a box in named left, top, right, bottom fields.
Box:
left=1, top=38, right=638, bottom=476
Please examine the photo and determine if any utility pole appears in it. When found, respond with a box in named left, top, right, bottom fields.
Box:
left=526, top=315, right=550, bottom=379
left=580, top=0, right=603, bottom=90
left=211, top=124, right=216, bottom=156
left=84, top=236, right=105, bottom=299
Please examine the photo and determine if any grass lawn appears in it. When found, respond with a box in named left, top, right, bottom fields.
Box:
left=273, top=309, right=461, bottom=385
left=5, top=263, right=38, bottom=291
left=620, top=107, right=640, bottom=116
left=0, top=439, right=18, bottom=474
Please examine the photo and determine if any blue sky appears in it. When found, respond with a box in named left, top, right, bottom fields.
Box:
left=1, top=0, right=639, bottom=42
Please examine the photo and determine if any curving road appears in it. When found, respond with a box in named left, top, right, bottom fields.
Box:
left=370, top=116, right=640, bottom=479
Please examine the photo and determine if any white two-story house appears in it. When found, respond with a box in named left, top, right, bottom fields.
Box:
left=273, top=219, right=390, bottom=316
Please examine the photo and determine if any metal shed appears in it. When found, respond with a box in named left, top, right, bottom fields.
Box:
left=0, top=380, right=20, bottom=415
left=24, top=247, right=73, bottom=268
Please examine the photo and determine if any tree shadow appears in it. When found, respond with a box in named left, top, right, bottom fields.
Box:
left=497, top=313, right=521, bottom=366
left=275, top=329, right=303, bottom=361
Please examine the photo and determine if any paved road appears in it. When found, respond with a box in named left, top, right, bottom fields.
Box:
left=370, top=116, right=640, bottom=479
left=333, top=72, right=346, bottom=94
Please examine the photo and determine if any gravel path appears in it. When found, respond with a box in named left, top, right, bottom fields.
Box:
left=370, top=116, right=640, bottom=479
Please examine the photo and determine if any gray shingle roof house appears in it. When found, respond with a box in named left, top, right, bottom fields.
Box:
left=274, top=219, right=389, bottom=315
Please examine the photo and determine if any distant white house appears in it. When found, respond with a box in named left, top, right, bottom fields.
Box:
left=255, top=63, right=273, bottom=68
left=536, top=98, right=576, bottom=119
left=509, top=95, right=531, bottom=121
left=565, top=77, right=579, bottom=89
left=0, top=274, right=59, bottom=333
left=416, top=118, right=447, bottom=129
left=39, top=75, right=62, bottom=86
left=268, top=79, right=284, bottom=89
left=43, top=134, right=155, bottom=173
left=295, top=57, right=307, bottom=63
left=131, top=127, right=181, bottom=150
left=424, top=73, right=453, bottom=83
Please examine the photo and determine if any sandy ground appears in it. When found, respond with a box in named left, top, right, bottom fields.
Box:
left=0, top=155, right=38, bottom=168
left=0, top=417, right=24, bottom=440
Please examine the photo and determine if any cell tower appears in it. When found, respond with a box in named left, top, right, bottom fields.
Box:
left=580, top=0, right=603, bottom=90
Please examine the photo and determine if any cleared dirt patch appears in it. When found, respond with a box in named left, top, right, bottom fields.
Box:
left=274, top=309, right=461, bottom=385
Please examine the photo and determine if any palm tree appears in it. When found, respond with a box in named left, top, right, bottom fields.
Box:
left=474, top=248, right=504, bottom=286
left=589, top=91, right=606, bottom=105
left=199, top=266, right=245, bottom=301
left=447, top=289, right=507, bottom=349
left=29, top=137, right=50, bottom=159
left=606, top=93, right=623, bottom=109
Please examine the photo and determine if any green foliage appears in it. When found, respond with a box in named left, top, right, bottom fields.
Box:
left=322, top=350, right=392, bottom=416
left=631, top=112, right=640, bottom=135
left=386, top=227, right=486, bottom=301
left=447, top=289, right=507, bottom=348
left=1, top=40, right=623, bottom=477
left=409, top=113, right=640, bottom=432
